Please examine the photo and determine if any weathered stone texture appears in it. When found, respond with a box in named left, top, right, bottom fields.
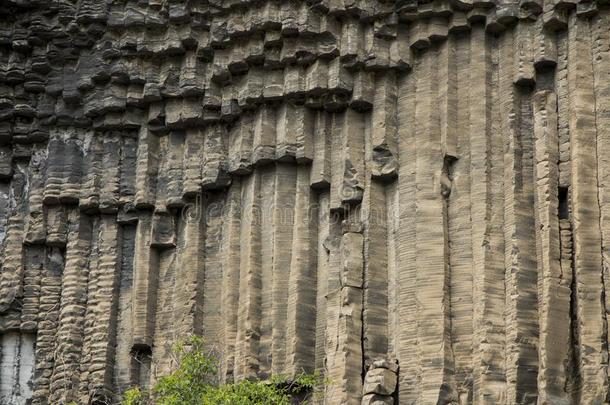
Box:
left=1, top=1, right=610, bottom=404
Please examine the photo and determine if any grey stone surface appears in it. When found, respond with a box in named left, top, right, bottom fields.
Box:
left=0, top=1, right=609, bottom=404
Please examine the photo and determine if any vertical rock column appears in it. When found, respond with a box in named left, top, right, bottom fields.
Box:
left=326, top=228, right=363, bottom=405
left=591, top=13, right=610, bottom=397
left=362, top=70, right=398, bottom=369
left=470, top=24, right=507, bottom=403
left=113, top=223, right=137, bottom=396
left=21, top=150, right=46, bottom=339
left=314, top=191, right=331, bottom=376
left=130, top=211, right=158, bottom=388
left=270, top=164, right=296, bottom=377
left=0, top=165, right=27, bottom=313
left=567, top=15, right=609, bottom=403
left=134, top=127, right=160, bottom=209
left=235, top=170, right=262, bottom=381
left=323, top=210, right=344, bottom=398
left=220, top=180, right=242, bottom=382
left=413, top=43, right=456, bottom=404
left=310, top=112, right=331, bottom=189
left=258, top=166, right=275, bottom=378
left=448, top=33, right=474, bottom=403
left=285, top=165, right=317, bottom=377
left=396, top=71, right=417, bottom=403
left=555, top=28, right=578, bottom=400
left=201, top=192, right=224, bottom=353
left=20, top=247, right=43, bottom=334
left=49, top=211, right=92, bottom=404
left=362, top=180, right=388, bottom=366
left=150, top=211, right=179, bottom=381
left=32, top=247, right=64, bottom=405
left=79, top=215, right=122, bottom=403
left=501, top=28, right=539, bottom=404
left=533, top=89, right=571, bottom=403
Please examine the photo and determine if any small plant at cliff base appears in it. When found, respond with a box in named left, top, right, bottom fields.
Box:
left=122, top=387, right=146, bottom=405
left=122, top=335, right=324, bottom=405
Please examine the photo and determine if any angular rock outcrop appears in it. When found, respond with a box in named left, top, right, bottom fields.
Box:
left=1, top=1, right=610, bottom=404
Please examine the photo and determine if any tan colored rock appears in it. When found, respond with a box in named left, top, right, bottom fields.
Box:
left=2, top=4, right=610, bottom=405
left=363, top=367, right=397, bottom=396
left=361, top=393, right=394, bottom=405
left=341, top=232, right=364, bottom=288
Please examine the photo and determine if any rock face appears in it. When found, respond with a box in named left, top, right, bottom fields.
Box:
left=1, top=1, right=610, bottom=404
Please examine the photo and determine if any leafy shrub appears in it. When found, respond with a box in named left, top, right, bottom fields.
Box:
left=122, top=335, right=324, bottom=405
left=122, top=387, right=146, bottom=405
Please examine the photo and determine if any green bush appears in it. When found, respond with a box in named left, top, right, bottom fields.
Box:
left=122, top=387, right=146, bottom=405
left=122, top=336, right=324, bottom=405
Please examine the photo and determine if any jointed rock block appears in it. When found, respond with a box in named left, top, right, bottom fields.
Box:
left=1, top=2, right=610, bottom=404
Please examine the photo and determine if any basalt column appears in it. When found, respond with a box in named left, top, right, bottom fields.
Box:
left=2, top=1, right=610, bottom=404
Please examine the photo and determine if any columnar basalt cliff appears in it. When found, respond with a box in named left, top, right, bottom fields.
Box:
left=0, top=1, right=609, bottom=404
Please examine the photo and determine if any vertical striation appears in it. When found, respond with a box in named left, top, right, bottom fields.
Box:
left=1, top=3, right=610, bottom=404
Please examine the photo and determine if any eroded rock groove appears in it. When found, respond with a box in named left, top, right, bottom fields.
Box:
left=1, top=1, right=610, bottom=404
